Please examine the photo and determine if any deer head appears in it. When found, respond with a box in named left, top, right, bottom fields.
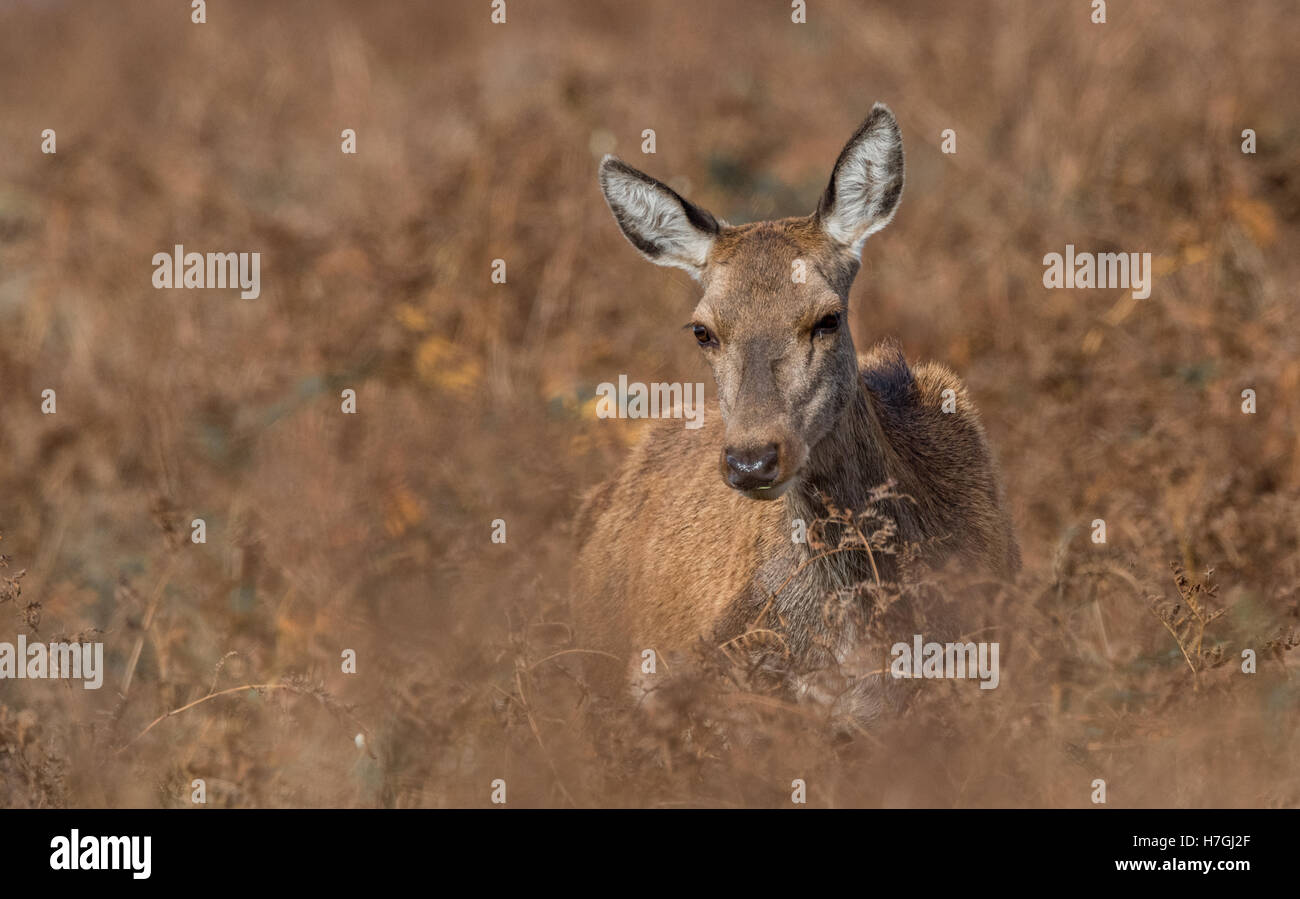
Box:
left=599, top=103, right=904, bottom=499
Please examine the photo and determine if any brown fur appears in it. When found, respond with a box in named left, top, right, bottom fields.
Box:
left=579, top=107, right=1019, bottom=701
left=574, top=338, right=1020, bottom=664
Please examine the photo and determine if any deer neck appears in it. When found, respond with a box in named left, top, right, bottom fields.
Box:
left=791, top=380, right=893, bottom=516
left=781, top=377, right=905, bottom=585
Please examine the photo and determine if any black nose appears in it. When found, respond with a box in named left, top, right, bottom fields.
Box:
left=724, top=444, right=781, bottom=490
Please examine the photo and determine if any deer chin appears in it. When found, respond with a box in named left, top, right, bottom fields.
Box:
left=737, top=477, right=796, bottom=502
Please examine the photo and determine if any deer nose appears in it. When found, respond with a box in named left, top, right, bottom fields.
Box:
left=724, top=443, right=781, bottom=490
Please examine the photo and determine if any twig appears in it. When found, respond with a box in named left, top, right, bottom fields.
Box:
left=1155, top=615, right=1200, bottom=682
left=117, top=683, right=298, bottom=754
left=120, top=558, right=176, bottom=697
left=525, top=648, right=621, bottom=671
left=116, top=681, right=377, bottom=760
left=767, top=545, right=882, bottom=607
left=512, top=666, right=578, bottom=808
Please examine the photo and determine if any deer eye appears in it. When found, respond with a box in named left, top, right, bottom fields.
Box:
left=813, top=312, right=841, bottom=336
left=691, top=324, right=717, bottom=347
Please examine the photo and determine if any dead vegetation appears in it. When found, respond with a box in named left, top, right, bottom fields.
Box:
left=0, top=0, right=1297, bottom=807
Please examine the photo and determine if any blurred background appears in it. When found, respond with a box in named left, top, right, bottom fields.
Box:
left=0, top=0, right=1296, bottom=807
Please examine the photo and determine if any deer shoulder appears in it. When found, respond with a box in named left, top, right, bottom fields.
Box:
left=859, top=345, right=1021, bottom=577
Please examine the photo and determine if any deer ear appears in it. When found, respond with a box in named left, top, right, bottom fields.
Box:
left=599, top=156, right=720, bottom=280
left=816, top=103, right=905, bottom=257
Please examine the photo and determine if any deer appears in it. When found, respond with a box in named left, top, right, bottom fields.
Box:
left=574, top=104, right=1020, bottom=718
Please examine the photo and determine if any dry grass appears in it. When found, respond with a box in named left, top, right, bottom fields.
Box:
left=0, top=0, right=1297, bottom=808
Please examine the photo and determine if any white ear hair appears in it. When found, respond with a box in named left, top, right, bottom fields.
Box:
left=817, top=103, right=905, bottom=256
left=599, top=156, right=720, bottom=280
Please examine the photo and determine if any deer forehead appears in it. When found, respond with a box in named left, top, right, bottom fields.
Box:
left=696, top=220, right=849, bottom=334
